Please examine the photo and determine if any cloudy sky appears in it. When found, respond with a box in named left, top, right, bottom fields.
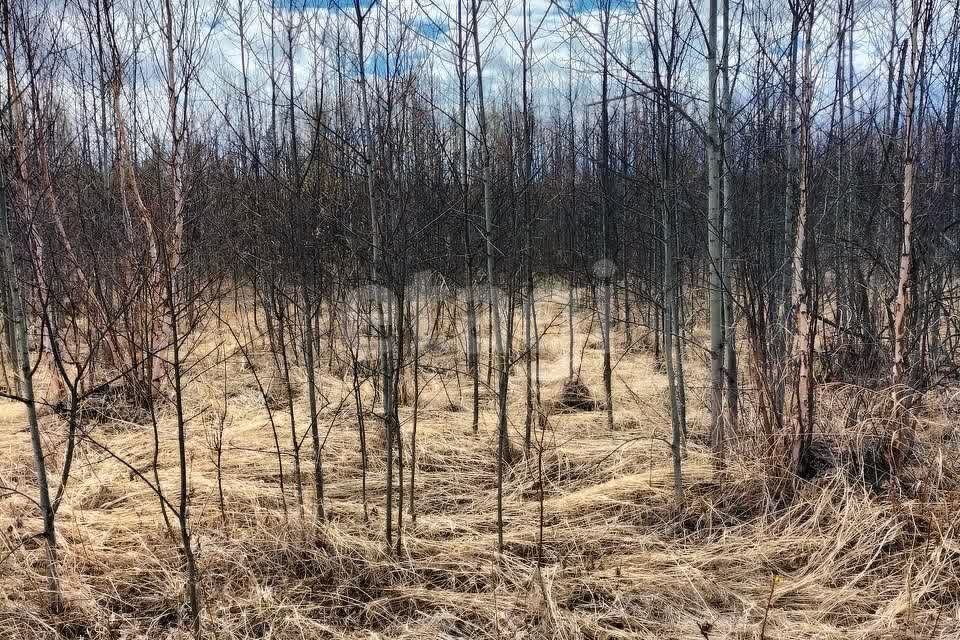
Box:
left=24, top=0, right=952, bottom=163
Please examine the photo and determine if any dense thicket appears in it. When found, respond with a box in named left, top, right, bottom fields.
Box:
left=1, top=0, right=960, bottom=627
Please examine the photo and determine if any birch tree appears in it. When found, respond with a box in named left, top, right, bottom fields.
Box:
left=892, top=0, right=933, bottom=398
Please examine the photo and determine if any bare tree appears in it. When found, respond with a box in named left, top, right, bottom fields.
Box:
left=892, top=0, right=933, bottom=398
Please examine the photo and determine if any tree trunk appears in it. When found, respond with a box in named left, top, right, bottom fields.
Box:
left=707, top=0, right=725, bottom=456
left=0, top=172, right=62, bottom=614
left=788, top=2, right=816, bottom=475
left=892, top=0, right=929, bottom=396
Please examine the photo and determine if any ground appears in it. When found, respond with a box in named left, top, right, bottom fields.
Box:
left=1, top=289, right=959, bottom=639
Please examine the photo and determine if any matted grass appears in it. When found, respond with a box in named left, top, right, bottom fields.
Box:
left=1, top=290, right=959, bottom=639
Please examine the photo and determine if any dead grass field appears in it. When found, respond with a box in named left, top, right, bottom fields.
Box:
left=2, top=290, right=960, bottom=639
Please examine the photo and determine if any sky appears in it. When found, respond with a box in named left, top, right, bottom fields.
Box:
left=195, top=0, right=924, bottom=142
left=19, top=0, right=956, bottom=163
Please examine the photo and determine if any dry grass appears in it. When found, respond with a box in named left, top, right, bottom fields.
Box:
left=2, top=289, right=960, bottom=639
